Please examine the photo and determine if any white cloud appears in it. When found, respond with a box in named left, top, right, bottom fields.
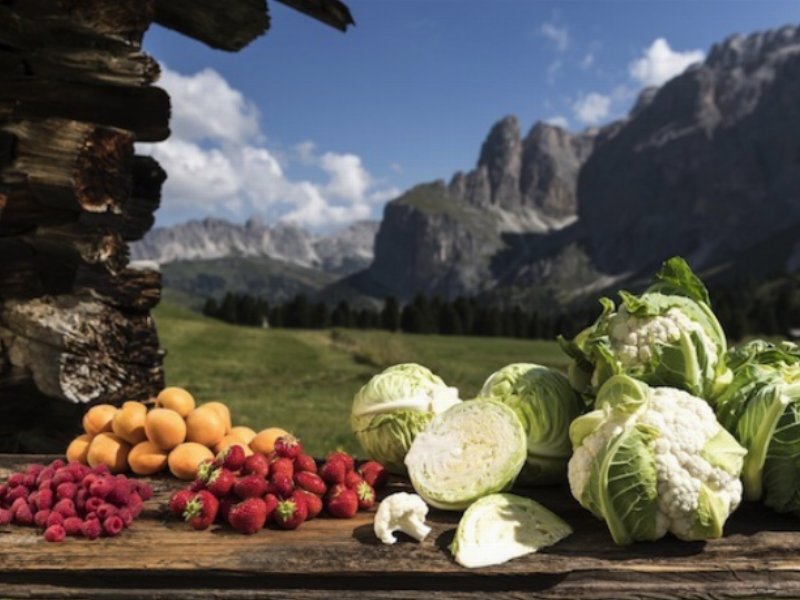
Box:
left=629, top=38, right=704, bottom=87
left=141, top=65, right=398, bottom=230
left=572, top=92, right=611, bottom=125
left=546, top=60, right=563, bottom=85
left=540, top=22, right=569, bottom=52
left=580, top=52, right=594, bottom=69
left=545, top=116, right=569, bottom=129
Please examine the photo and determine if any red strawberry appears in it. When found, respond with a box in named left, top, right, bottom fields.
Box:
left=358, top=461, right=388, bottom=489
left=234, top=475, right=268, bottom=500
left=325, top=485, right=358, bottom=519
left=320, top=460, right=346, bottom=485
left=344, top=471, right=363, bottom=490
left=217, top=444, right=246, bottom=472
left=168, top=489, right=193, bottom=518
left=267, top=474, right=294, bottom=499
left=270, top=457, right=294, bottom=479
left=355, top=481, right=376, bottom=510
left=63, top=516, right=83, bottom=536
left=326, top=451, right=355, bottom=472
left=294, top=454, right=317, bottom=474
left=295, top=489, right=322, bottom=520
left=274, top=435, right=303, bottom=459
left=294, top=472, right=326, bottom=495
left=218, top=495, right=237, bottom=524
left=262, top=493, right=279, bottom=523
left=205, top=468, right=236, bottom=498
left=103, top=515, right=124, bottom=537
left=44, top=524, right=66, bottom=542
left=0, top=508, right=12, bottom=526
left=81, top=518, right=102, bottom=540
left=273, top=495, right=307, bottom=530
left=243, top=453, right=270, bottom=477
left=228, top=497, right=267, bottom=534
left=183, top=491, right=219, bottom=530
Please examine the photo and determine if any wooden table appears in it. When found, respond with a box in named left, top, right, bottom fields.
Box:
left=2, top=454, right=800, bottom=599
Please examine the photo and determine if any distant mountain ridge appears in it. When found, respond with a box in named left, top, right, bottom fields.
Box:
left=132, top=218, right=379, bottom=276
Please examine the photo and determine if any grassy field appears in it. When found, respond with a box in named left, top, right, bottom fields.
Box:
left=154, top=302, right=568, bottom=456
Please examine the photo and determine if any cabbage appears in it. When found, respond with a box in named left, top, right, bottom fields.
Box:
left=450, top=493, right=572, bottom=568
left=712, top=340, right=800, bottom=514
left=350, top=363, right=461, bottom=474
left=478, top=363, right=584, bottom=484
left=560, top=257, right=730, bottom=402
left=405, top=400, right=526, bottom=510
left=568, top=374, right=745, bottom=545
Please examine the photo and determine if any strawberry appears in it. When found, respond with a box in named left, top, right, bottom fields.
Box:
left=273, top=495, right=307, bottom=530
left=63, top=516, right=83, bottom=536
left=228, top=497, right=267, bottom=534
left=44, top=524, right=66, bottom=542
left=270, top=457, right=294, bottom=479
left=262, top=493, right=279, bottom=523
left=326, top=451, right=355, bottom=472
left=295, top=489, right=322, bottom=520
left=267, top=474, right=294, bottom=499
left=205, top=468, right=236, bottom=498
left=325, top=485, right=358, bottom=519
left=320, top=460, right=346, bottom=485
left=234, top=475, right=268, bottom=500
left=0, top=508, right=12, bottom=526
left=195, top=458, right=217, bottom=484
left=81, top=518, right=102, bottom=540
left=294, top=454, right=317, bottom=474
left=183, top=491, right=219, bottom=530
left=344, top=471, right=363, bottom=490
left=218, top=495, right=237, bottom=524
left=355, top=481, right=376, bottom=510
left=103, top=515, right=124, bottom=537
left=169, top=489, right=193, bottom=518
left=217, top=444, right=246, bottom=472
left=274, top=435, right=303, bottom=459
left=243, top=453, right=270, bottom=478
left=294, top=472, right=326, bottom=496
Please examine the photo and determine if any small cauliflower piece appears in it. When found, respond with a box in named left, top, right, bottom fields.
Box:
left=373, top=492, right=432, bottom=545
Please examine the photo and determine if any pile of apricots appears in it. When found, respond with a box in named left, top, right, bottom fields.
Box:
left=66, top=387, right=290, bottom=480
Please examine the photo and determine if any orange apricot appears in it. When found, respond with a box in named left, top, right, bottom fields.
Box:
left=185, top=407, right=226, bottom=448
left=128, top=440, right=168, bottom=476
left=213, top=435, right=254, bottom=457
left=250, top=427, right=290, bottom=455
left=156, top=387, right=195, bottom=418
left=86, top=432, right=131, bottom=474
left=111, top=401, right=148, bottom=445
left=200, top=402, right=232, bottom=434
left=66, top=433, right=93, bottom=465
left=230, top=426, right=257, bottom=444
left=82, top=404, right=118, bottom=436
left=145, top=408, right=187, bottom=451
left=168, top=442, right=214, bottom=480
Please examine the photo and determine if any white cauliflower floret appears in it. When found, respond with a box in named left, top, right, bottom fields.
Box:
left=373, top=492, right=432, bottom=545
left=608, top=307, right=717, bottom=369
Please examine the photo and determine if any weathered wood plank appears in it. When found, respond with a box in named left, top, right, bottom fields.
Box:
left=153, top=0, right=270, bottom=52
left=73, top=262, right=162, bottom=312
left=0, top=455, right=799, bottom=599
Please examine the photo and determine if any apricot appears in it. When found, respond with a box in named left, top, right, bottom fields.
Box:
left=230, top=426, right=257, bottom=445
left=250, top=427, right=290, bottom=455
left=111, top=401, right=148, bottom=445
left=156, top=387, right=195, bottom=418
left=128, top=440, right=168, bottom=476
left=86, top=432, right=131, bottom=474
left=200, top=402, right=232, bottom=434
left=66, top=433, right=93, bottom=465
left=213, top=435, right=254, bottom=457
left=82, top=404, right=118, bottom=436
left=145, top=408, right=187, bottom=451
left=168, top=442, right=214, bottom=480
left=186, top=407, right=226, bottom=448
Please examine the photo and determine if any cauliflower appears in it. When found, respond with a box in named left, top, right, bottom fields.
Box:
left=568, top=375, right=745, bottom=545
left=373, top=492, right=432, bottom=545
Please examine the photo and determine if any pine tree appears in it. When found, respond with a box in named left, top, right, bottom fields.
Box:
left=401, top=304, right=424, bottom=333
left=439, top=303, right=464, bottom=335
left=202, top=298, right=219, bottom=318
left=381, top=296, right=400, bottom=331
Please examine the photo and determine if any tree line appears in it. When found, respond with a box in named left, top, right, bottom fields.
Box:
left=202, top=275, right=799, bottom=341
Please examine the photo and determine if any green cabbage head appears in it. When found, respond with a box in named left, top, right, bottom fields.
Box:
left=559, top=257, right=730, bottom=403
left=568, top=374, right=745, bottom=545
left=350, top=363, right=461, bottom=474
left=713, top=340, right=800, bottom=514
left=478, top=363, right=584, bottom=484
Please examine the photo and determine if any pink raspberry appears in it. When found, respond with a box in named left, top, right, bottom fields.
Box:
left=0, top=508, right=12, bottom=526
left=81, top=518, right=102, bottom=540
left=103, top=515, right=124, bottom=537
left=34, top=510, right=51, bottom=529
left=128, top=492, right=144, bottom=518
left=135, top=482, right=153, bottom=501
left=13, top=503, right=34, bottom=526
left=7, top=473, right=25, bottom=487
left=44, top=524, right=66, bottom=542
left=35, top=488, right=54, bottom=511
left=56, top=482, right=77, bottom=500
left=22, top=473, right=36, bottom=488
left=51, top=470, right=73, bottom=487
left=63, top=517, right=83, bottom=536
left=46, top=512, right=64, bottom=529
left=117, top=507, right=133, bottom=528
left=107, top=480, right=131, bottom=506
left=89, top=478, right=113, bottom=499
left=96, top=503, right=117, bottom=520
left=6, top=486, right=27, bottom=503
left=53, top=498, right=76, bottom=519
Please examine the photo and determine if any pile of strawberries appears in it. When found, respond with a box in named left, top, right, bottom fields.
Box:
left=170, top=436, right=387, bottom=534
left=0, top=458, right=152, bottom=542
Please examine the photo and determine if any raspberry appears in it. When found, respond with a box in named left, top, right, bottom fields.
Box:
left=46, top=512, right=64, bottom=529
left=103, top=515, right=124, bottom=537
left=0, top=508, right=11, bottom=526
left=81, top=518, right=102, bottom=540
left=34, top=510, right=51, bottom=529
left=56, top=482, right=77, bottom=500
left=63, top=517, right=83, bottom=536
left=44, top=524, right=66, bottom=542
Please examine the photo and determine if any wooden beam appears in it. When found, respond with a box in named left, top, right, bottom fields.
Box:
left=275, top=0, right=355, bottom=32
left=153, top=0, right=270, bottom=52
left=74, top=262, right=162, bottom=312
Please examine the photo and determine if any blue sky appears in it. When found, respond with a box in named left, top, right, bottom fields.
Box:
left=142, top=0, right=800, bottom=230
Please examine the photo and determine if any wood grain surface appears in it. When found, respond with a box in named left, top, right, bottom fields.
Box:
left=1, top=454, right=800, bottom=599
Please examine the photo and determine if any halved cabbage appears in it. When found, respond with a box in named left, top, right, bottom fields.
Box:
left=404, top=400, right=526, bottom=510
left=450, top=493, right=572, bottom=568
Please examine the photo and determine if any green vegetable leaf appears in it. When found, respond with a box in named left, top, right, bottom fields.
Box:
left=648, top=256, right=711, bottom=305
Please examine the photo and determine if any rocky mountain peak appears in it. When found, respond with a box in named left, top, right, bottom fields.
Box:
left=706, top=25, right=800, bottom=69
left=477, top=115, right=523, bottom=208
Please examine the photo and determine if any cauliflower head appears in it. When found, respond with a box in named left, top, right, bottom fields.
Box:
left=568, top=374, right=745, bottom=545
left=560, top=257, right=730, bottom=401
